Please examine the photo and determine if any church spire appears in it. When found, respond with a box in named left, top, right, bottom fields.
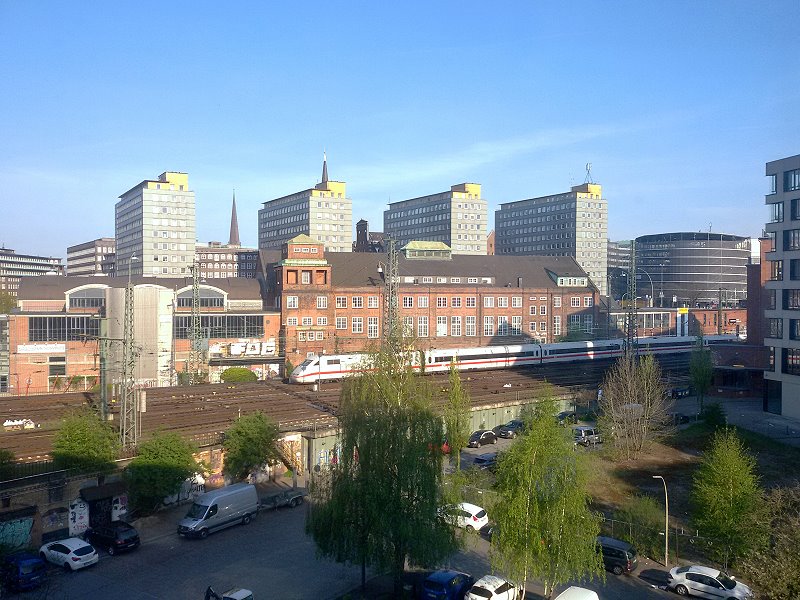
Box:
left=321, top=151, right=328, bottom=185
left=228, top=190, right=241, bottom=247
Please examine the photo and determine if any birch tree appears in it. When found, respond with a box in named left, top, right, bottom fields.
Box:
left=443, top=361, right=471, bottom=469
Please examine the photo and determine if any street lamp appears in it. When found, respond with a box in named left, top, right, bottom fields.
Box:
left=622, top=270, right=655, bottom=307
left=652, top=475, right=669, bottom=566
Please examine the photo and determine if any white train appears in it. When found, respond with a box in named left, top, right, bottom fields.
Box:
left=288, top=334, right=737, bottom=384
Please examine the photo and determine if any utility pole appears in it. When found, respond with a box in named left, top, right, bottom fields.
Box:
left=624, top=244, right=638, bottom=358
left=120, top=259, right=139, bottom=449
left=188, top=260, right=202, bottom=384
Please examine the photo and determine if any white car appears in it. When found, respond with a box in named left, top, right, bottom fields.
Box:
left=440, top=502, right=489, bottom=532
left=465, top=575, right=521, bottom=600
left=39, top=537, right=99, bottom=571
left=668, top=565, right=753, bottom=599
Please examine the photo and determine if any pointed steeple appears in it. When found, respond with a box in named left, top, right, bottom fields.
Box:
left=228, top=190, right=241, bottom=247
left=321, top=151, right=328, bottom=185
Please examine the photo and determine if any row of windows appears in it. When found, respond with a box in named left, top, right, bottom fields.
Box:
left=174, top=315, right=263, bottom=339
left=29, top=316, right=100, bottom=342
left=176, top=297, right=225, bottom=308
left=287, top=295, right=590, bottom=310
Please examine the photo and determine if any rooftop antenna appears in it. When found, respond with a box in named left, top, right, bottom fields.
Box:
left=584, top=163, right=594, bottom=184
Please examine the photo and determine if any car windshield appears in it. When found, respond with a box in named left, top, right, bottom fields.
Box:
left=469, top=432, right=481, bottom=440
left=73, top=545, right=94, bottom=557
left=468, top=586, right=492, bottom=598
left=21, top=562, right=45, bottom=574
left=475, top=509, right=487, bottom=519
left=186, top=503, right=208, bottom=519
left=117, top=528, right=138, bottom=540
left=675, top=566, right=691, bottom=574
left=717, top=573, right=737, bottom=590
left=425, top=581, right=445, bottom=592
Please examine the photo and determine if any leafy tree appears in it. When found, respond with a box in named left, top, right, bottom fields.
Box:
left=599, top=354, right=672, bottom=460
left=0, top=290, right=15, bottom=314
left=223, top=412, right=280, bottom=481
left=491, top=398, right=604, bottom=598
left=442, top=361, right=471, bottom=469
left=220, top=367, right=258, bottom=383
left=691, top=427, right=766, bottom=565
left=0, top=448, right=14, bottom=480
left=306, top=349, right=458, bottom=596
left=614, top=495, right=665, bottom=561
left=126, top=432, right=200, bottom=514
left=739, top=484, right=800, bottom=600
left=52, top=410, right=119, bottom=472
left=689, top=340, right=714, bottom=413
left=700, top=402, right=727, bottom=429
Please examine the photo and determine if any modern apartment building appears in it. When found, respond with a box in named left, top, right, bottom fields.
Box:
left=115, top=171, right=196, bottom=278
left=764, top=153, right=800, bottom=419
left=0, top=248, right=63, bottom=296
left=66, top=238, right=115, bottom=276
left=383, top=183, right=488, bottom=254
left=258, top=157, right=353, bottom=253
left=496, top=183, right=608, bottom=295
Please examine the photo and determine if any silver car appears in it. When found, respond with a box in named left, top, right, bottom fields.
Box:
left=668, top=565, right=753, bottom=599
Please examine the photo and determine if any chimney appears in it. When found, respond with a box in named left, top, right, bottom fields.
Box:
left=517, top=277, right=522, bottom=288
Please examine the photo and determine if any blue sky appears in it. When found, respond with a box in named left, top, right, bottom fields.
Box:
left=1, top=1, right=797, bottom=258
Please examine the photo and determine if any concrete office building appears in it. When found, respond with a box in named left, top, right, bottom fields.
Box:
left=258, top=156, right=353, bottom=253
left=115, top=172, right=196, bottom=278
left=66, top=238, right=115, bottom=276
left=0, top=248, right=63, bottom=296
left=764, top=153, right=800, bottom=419
left=383, top=183, right=488, bottom=254
left=496, top=183, right=608, bottom=295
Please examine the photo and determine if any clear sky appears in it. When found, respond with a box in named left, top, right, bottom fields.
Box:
left=1, top=1, right=798, bottom=258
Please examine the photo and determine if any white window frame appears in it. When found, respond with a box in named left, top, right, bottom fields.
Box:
left=286, top=317, right=298, bottom=326
left=336, top=316, right=347, bottom=330
left=403, top=296, right=413, bottom=308
left=484, top=296, right=494, bottom=308
left=368, top=296, right=379, bottom=309
left=286, top=296, right=298, bottom=309
left=336, top=296, right=347, bottom=308
left=302, top=317, right=312, bottom=326
left=352, top=316, right=364, bottom=334
left=419, top=296, right=429, bottom=308
left=465, top=315, right=476, bottom=336
left=451, top=316, right=462, bottom=337
left=316, top=316, right=328, bottom=326
left=367, top=317, right=379, bottom=338
left=316, top=296, right=328, bottom=309
left=436, top=316, right=448, bottom=337
left=512, top=296, right=522, bottom=308
left=584, top=296, right=593, bottom=307
left=498, top=296, right=509, bottom=308
left=571, top=297, right=581, bottom=307
left=484, top=315, right=494, bottom=337
left=352, top=296, right=364, bottom=308
left=553, top=296, right=561, bottom=308
left=418, top=315, right=429, bottom=337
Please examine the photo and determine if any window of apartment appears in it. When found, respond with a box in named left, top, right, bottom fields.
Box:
left=419, top=296, right=429, bottom=308
left=553, top=296, right=561, bottom=308
left=422, top=277, right=433, bottom=283
left=316, top=296, right=328, bottom=309
left=317, top=316, right=328, bottom=326
left=769, top=202, right=784, bottom=223
left=300, top=316, right=311, bottom=326
left=451, top=316, right=462, bottom=336
left=465, top=315, right=476, bottom=336
left=791, top=259, right=800, bottom=281
left=352, top=317, right=364, bottom=334
left=768, top=173, right=777, bottom=195
left=767, top=318, right=783, bottom=338
left=540, top=305, right=547, bottom=316
left=484, top=315, right=494, bottom=337
left=571, top=297, right=581, bottom=307
left=368, top=317, right=379, bottom=338
left=403, top=296, right=413, bottom=308
left=352, top=296, right=364, bottom=308
left=584, top=296, right=593, bottom=307
left=784, top=229, right=800, bottom=251
left=783, top=289, right=800, bottom=310
left=583, top=314, right=593, bottom=333
left=511, top=315, right=522, bottom=335
left=484, top=297, right=494, bottom=308
left=451, top=297, right=462, bottom=308
left=437, top=297, right=447, bottom=308
left=771, top=260, right=784, bottom=281
left=316, top=331, right=324, bottom=340
left=437, top=277, right=446, bottom=283
left=402, top=316, right=413, bottom=336
left=298, top=331, right=307, bottom=342
left=784, top=169, right=800, bottom=192
left=512, top=297, right=522, bottom=308
left=336, top=296, right=347, bottom=308
left=436, top=316, right=448, bottom=337
left=496, top=297, right=507, bottom=308
left=466, top=296, right=476, bottom=308
left=553, top=315, right=561, bottom=336
left=418, top=315, right=429, bottom=338
left=368, top=296, right=379, bottom=309
left=790, top=319, right=800, bottom=340
left=529, top=306, right=537, bottom=316
left=467, top=277, right=478, bottom=283
left=451, top=277, right=461, bottom=283
left=768, top=289, right=776, bottom=310
left=336, top=316, right=347, bottom=330
left=286, top=296, right=298, bottom=309
left=301, top=271, right=311, bottom=284
left=782, top=348, right=800, bottom=376
left=497, top=315, right=509, bottom=336
left=540, top=321, right=547, bottom=332
left=791, top=198, right=800, bottom=220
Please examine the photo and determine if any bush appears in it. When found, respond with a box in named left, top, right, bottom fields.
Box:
left=700, top=403, right=727, bottom=429
left=284, top=360, right=294, bottom=380
left=220, top=367, right=258, bottom=383
left=614, top=495, right=665, bottom=561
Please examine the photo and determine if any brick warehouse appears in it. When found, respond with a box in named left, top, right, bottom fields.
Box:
left=5, top=236, right=598, bottom=394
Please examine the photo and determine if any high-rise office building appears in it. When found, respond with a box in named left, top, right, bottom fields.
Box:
left=383, top=183, right=488, bottom=254
left=258, top=156, right=353, bottom=253
left=0, top=248, right=63, bottom=296
left=496, top=183, right=608, bottom=295
left=115, top=172, right=196, bottom=278
left=66, top=238, right=115, bottom=276
left=764, top=153, right=800, bottom=419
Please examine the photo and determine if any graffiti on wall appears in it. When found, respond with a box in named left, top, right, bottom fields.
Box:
left=0, top=517, right=33, bottom=550
left=42, top=507, right=69, bottom=531
left=163, top=474, right=206, bottom=506
left=68, top=499, right=90, bottom=537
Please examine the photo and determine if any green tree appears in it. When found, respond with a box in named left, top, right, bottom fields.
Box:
left=691, top=427, right=766, bottom=565
left=306, top=349, right=458, bottom=596
left=0, top=448, right=14, bottom=480
left=52, top=410, right=119, bottom=472
left=443, top=361, right=471, bottom=469
left=739, top=484, right=800, bottom=600
left=0, top=290, right=15, bottom=314
left=689, top=340, right=714, bottom=413
left=126, top=432, right=200, bottom=514
left=614, top=495, right=665, bottom=561
left=223, top=412, right=280, bottom=481
left=220, top=367, right=258, bottom=383
left=491, top=398, right=604, bottom=598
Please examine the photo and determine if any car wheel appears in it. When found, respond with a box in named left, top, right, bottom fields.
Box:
left=492, top=437, right=498, bottom=444
left=199, top=528, right=209, bottom=539
left=612, top=565, right=623, bottom=575
left=107, top=545, right=115, bottom=556
left=63, top=562, right=72, bottom=572
left=242, top=514, right=252, bottom=525
left=675, top=584, right=689, bottom=596
left=466, top=525, right=475, bottom=532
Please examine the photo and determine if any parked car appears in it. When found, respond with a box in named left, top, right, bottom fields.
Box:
left=204, top=586, right=255, bottom=600
left=439, top=502, right=489, bottom=532
left=669, top=412, right=691, bottom=425
left=260, top=489, right=305, bottom=510
left=667, top=565, right=753, bottom=599
left=473, top=453, right=498, bottom=471
left=596, top=535, right=638, bottom=575
left=553, top=587, right=600, bottom=600
left=84, top=521, right=140, bottom=555
left=1, top=552, right=46, bottom=591
left=495, top=420, right=524, bottom=439
left=422, top=569, right=475, bottom=600
left=39, top=538, right=99, bottom=571
left=178, top=483, right=260, bottom=539
left=573, top=426, right=602, bottom=446
left=468, top=430, right=497, bottom=448
left=556, top=411, right=578, bottom=426
left=465, top=575, right=521, bottom=600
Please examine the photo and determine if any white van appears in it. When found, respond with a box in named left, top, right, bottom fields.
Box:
left=177, top=483, right=259, bottom=539
left=553, top=587, right=600, bottom=600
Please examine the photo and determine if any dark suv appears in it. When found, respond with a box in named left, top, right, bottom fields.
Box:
left=597, top=536, right=638, bottom=575
left=84, top=521, right=141, bottom=555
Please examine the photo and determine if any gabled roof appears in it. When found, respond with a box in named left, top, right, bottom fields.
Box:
left=287, top=234, right=318, bottom=245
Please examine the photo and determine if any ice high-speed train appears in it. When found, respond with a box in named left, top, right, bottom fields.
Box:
left=288, top=334, right=737, bottom=384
